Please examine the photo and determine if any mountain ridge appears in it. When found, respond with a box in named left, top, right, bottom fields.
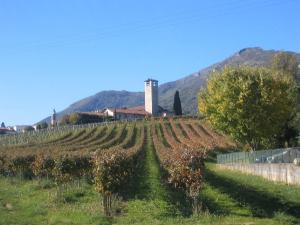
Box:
left=40, top=47, right=300, bottom=123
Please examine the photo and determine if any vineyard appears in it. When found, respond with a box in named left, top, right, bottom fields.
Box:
left=0, top=119, right=231, bottom=206
left=1, top=118, right=300, bottom=225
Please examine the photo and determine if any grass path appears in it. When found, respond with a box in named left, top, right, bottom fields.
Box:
left=136, top=126, right=169, bottom=200
left=113, top=125, right=179, bottom=225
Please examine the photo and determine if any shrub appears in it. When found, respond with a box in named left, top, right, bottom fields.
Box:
left=11, top=155, right=35, bottom=178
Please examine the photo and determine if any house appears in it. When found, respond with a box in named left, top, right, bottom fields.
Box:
left=103, top=106, right=150, bottom=120
left=0, top=127, right=16, bottom=135
left=13, top=125, right=34, bottom=133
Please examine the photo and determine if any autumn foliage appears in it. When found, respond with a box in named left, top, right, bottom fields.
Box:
left=0, top=118, right=234, bottom=214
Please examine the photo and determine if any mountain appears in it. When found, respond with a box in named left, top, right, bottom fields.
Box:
left=41, top=91, right=144, bottom=123
left=40, top=47, right=300, bottom=123
left=159, top=47, right=300, bottom=114
left=61, top=90, right=144, bottom=114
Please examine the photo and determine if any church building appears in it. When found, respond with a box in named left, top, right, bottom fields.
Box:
left=101, top=79, right=167, bottom=120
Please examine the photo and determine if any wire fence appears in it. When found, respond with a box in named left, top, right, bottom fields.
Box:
left=217, top=147, right=300, bottom=164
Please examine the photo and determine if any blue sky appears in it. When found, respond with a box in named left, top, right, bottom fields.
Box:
left=0, top=0, right=299, bottom=125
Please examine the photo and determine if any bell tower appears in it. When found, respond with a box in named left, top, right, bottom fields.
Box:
left=51, top=109, right=57, bottom=127
left=144, top=79, right=158, bottom=116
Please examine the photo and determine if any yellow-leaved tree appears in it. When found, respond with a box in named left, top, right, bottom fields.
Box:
left=199, top=66, right=297, bottom=150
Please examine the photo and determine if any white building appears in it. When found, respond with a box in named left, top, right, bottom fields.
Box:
left=96, top=79, right=167, bottom=121
left=13, top=125, right=34, bottom=133
left=103, top=106, right=150, bottom=120
left=51, top=109, right=57, bottom=127
left=144, top=79, right=159, bottom=116
left=0, top=127, right=16, bottom=135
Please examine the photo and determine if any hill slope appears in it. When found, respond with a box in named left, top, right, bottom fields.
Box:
left=61, top=90, right=144, bottom=114
left=41, top=47, right=300, bottom=123
left=159, top=47, right=300, bottom=114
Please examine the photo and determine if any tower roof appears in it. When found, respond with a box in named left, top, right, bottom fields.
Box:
left=144, top=78, right=158, bottom=83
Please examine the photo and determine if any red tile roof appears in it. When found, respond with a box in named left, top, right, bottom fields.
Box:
left=0, top=127, right=15, bottom=134
left=108, top=106, right=150, bottom=116
left=79, top=112, right=106, bottom=116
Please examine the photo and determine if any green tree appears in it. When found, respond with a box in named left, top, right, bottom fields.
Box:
left=69, top=113, right=81, bottom=124
left=24, top=126, right=34, bottom=132
left=60, top=114, right=71, bottom=125
left=272, top=52, right=300, bottom=146
left=36, top=122, right=48, bottom=130
left=199, top=66, right=297, bottom=150
left=173, top=90, right=183, bottom=116
left=60, top=113, right=105, bottom=125
left=272, top=52, right=299, bottom=79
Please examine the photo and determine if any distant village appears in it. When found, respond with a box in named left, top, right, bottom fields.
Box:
left=1, top=79, right=178, bottom=135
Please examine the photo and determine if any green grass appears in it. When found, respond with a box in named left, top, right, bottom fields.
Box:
left=0, top=178, right=110, bottom=225
left=112, top=126, right=178, bottom=224
left=112, top=126, right=295, bottom=225
left=1, top=132, right=300, bottom=224
left=203, top=163, right=300, bottom=224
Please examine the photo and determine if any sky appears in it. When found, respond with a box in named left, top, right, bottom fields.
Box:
left=0, top=0, right=299, bottom=125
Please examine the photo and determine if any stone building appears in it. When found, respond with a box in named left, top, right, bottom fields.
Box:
left=97, top=78, right=168, bottom=121
left=103, top=106, right=150, bottom=120
left=144, top=79, right=159, bottom=116
left=51, top=109, right=57, bottom=127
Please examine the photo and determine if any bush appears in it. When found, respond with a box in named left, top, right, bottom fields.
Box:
left=60, top=113, right=105, bottom=125
left=32, top=154, right=55, bottom=178
left=11, top=155, right=35, bottom=178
